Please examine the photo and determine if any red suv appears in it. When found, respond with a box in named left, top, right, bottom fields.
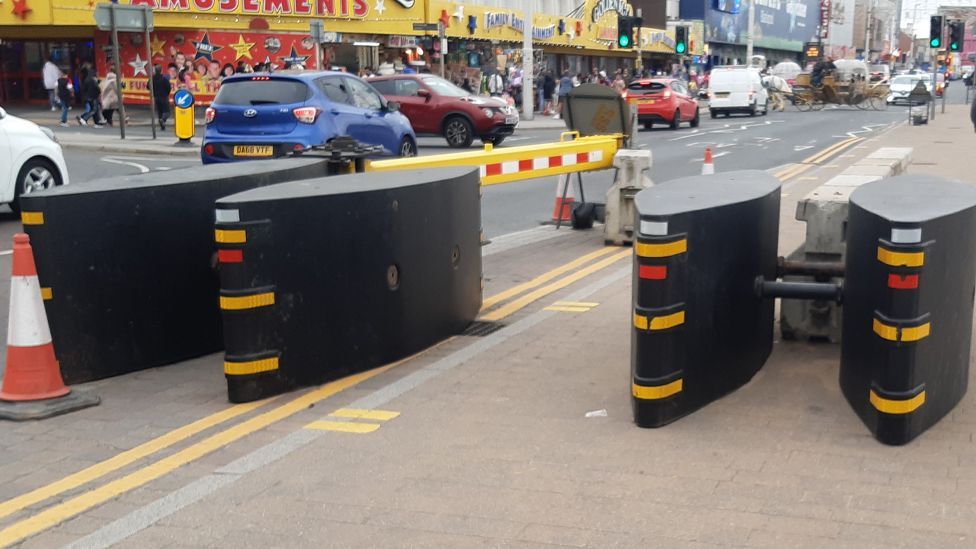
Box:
left=624, top=78, right=700, bottom=130
left=369, top=74, right=519, bottom=148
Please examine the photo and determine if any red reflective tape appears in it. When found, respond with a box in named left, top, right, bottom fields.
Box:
left=639, top=265, right=668, bottom=280
left=485, top=163, right=502, bottom=177
left=519, top=159, right=533, bottom=172
left=218, top=249, right=244, bottom=264
left=549, top=155, right=563, bottom=167
left=888, top=273, right=919, bottom=289
left=577, top=152, right=589, bottom=163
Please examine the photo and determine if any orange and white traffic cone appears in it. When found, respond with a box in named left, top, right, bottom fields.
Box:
left=701, top=147, right=715, bottom=176
left=0, top=234, right=98, bottom=420
left=551, top=174, right=575, bottom=223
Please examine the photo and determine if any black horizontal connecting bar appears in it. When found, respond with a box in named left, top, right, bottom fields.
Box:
left=754, top=277, right=844, bottom=304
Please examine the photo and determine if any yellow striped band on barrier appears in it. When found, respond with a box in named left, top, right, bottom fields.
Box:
left=224, top=356, right=279, bottom=376
left=215, top=229, right=247, bottom=244
left=877, top=246, right=924, bottom=267
left=635, top=239, right=687, bottom=258
left=21, top=212, right=44, bottom=225
left=870, top=389, right=925, bottom=415
left=40, top=287, right=53, bottom=301
left=220, top=292, right=275, bottom=311
left=634, top=310, right=685, bottom=331
left=365, top=134, right=622, bottom=186
left=872, top=318, right=931, bottom=342
left=632, top=379, right=683, bottom=400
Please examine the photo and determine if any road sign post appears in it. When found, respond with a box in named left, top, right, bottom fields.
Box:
left=95, top=3, right=154, bottom=140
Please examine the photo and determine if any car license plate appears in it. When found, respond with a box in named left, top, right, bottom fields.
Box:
left=638, top=98, right=655, bottom=104
left=714, top=92, right=730, bottom=98
left=233, top=145, right=274, bottom=157
left=505, top=115, right=519, bottom=125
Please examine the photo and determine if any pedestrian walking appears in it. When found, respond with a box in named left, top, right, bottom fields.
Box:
left=100, top=69, right=121, bottom=127
left=542, top=71, right=555, bottom=115
left=76, top=68, right=104, bottom=128
left=151, top=65, right=171, bottom=131
left=43, top=56, right=62, bottom=111
left=554, top=70, right=572, bottom=119
left=56, top=72, right=73, bottom=127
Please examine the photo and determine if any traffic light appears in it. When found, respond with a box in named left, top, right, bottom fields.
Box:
left=675, top=26, right=689, bottom=54
left=949, top=20, right=964, bottom=51
left=930, top=15, right=943, bottom=48
left=617, top=15, right=635, bottom=49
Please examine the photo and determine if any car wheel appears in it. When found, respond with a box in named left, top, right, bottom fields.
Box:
left=398, top=136, right=417, bottom=157
left=670, top=110, right=680, bottom=130
left=481, top=136, right=506, bottom=147
left=710, top=110, right=717, bottom=119
left=761, top=100, right=768, bottom=116
left=643, top=121, right=654, bottom=130
left=690, top=108, right=700, bottom=128
left=11, top=158, right=61, bottom=214
left=749, top=102, right=757, bottom=116
left=444, top=116, right=474, bottom=148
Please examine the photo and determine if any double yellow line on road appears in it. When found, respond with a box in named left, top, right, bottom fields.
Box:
left=773, top=136, right=864, bottom=181
left=0, top=243, right=631, bottom=548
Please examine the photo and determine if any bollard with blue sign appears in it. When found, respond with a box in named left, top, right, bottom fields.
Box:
left=173, top=89, right=195, bottom=144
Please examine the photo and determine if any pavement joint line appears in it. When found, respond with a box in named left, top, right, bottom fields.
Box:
left=63, top=264, right=632, bottom=549
left=0, top=250, right=10, bottom=256
left=3, top=248, right=619, bottom=545
left=0, top=397, right=274, bottom=522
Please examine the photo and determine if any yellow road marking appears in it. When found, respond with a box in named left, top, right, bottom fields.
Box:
left=480, top=250, right=631, bottom=322
left=870, top=389, right=926, bottom=414
left=329, top=408, right=400, bottom=421
left=0, top=399, right=271, bottom=522
left=305, top=421, right=381, bottom=434
left=545, top=305, right=592, bottom=313
left=632, top=379, right=684, bottom=400
left=0, top=366, right=396, bottom=547
left=552, top=301, right=599, bottom=307
left=481, top=247, right=617, bottom=310
left=774, top=137, right=865, bottom=181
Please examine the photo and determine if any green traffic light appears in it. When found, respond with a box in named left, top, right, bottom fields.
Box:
left=951, top=42, right=960, bottom=51
left=931, top=38, right=941, bottom=48
left=676, top=43, right=687, bottom=54
left=619, top=35, right=630, bottom=47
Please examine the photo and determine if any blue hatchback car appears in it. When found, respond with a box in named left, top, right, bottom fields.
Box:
left=202, top=71, right=416, bottom=164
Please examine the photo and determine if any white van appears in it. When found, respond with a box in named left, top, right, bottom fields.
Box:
left=708, top=67, right=769, bottom=118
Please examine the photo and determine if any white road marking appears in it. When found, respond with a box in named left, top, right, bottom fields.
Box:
left=100, top=157, right=150, bottom=173
left=794, top=145, right=815, bottom=151
left=99, top=155, right=199, bottom=162
left=0, top=250, right=11, bottom=256
left=156, top=167, right=172, bottom=171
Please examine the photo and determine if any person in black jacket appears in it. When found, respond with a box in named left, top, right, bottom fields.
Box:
left=970, top=94, right=976, bottom=133
left=56, top=72, right=73, bottom=127
left=151, top=65, right=171, bottom=131
left=76, top=68, right=103, bottom=127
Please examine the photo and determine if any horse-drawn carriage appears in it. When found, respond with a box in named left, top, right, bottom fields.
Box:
left=789, top=60, right=889, bottom=111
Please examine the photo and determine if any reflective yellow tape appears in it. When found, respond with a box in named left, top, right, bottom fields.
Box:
left=215, top=229, right=247, bottom=244
left=40, top=287, right=52, bottom=301
left=877, top=247, right=924, bottom=267
left=870, top=389, right=925, bottom=414
left=873, top=319, right=930, bottom=342
left=304, top=420, right=380, bottom=434
left=330, top=408, right=400, bottom=421
left=650, top=311, right=685, bottom=330
left=632, top=379, right=683, bottom=400
left=635, top=239, right=687, bottom=258
left=220, top=292, right=275, bottom=310
left=224, top=356, right=279, bottom=376
left=21, top=212, right=44, bottom=225
left=634, top=313, right=648, bottom=330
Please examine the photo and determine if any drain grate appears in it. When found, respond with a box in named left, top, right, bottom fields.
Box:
left=463, top=320, right=506, bottom=337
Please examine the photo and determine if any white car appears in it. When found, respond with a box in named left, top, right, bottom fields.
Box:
left=0, top=106, right=68, bottom=212
left=886, top=75, right=931, bottom=105
left=708, top=67, right=769, bottom=118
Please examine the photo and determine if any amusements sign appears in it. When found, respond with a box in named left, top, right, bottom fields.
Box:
left=94, top=29, right=317, bottom=105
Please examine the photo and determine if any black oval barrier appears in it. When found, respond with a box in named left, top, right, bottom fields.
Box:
left=631, top=170, right=781, bottom=427
left=841, top=175, right=976, bottom=445
left=19, top=158, right=331, bottom=384
left=214, top=167, right=482, bottom=403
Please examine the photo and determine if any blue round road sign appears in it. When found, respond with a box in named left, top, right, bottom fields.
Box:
left=174, top=89, right=194, bottom=109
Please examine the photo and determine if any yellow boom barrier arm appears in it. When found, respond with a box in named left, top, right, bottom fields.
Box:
left=366, top=133, right=623, bottom=186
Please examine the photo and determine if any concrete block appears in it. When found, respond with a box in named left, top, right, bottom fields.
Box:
left=842, top=164, right=896, bottom=177
left=824, top=174, right=884, bottom=187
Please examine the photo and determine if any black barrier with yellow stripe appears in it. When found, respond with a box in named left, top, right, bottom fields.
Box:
left=840, top=175, right=976, bottom=445
left=215, top=167, right=482, bottom=403
left=631, top=171, right=781, bottom=427
left=18, top=158, right=329, bottom=383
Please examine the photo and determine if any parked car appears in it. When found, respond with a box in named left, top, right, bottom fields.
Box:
left=707, top=67, right=769, bottom=117
left=869, top=64, right=891, bottom=82
left=368, top=74, right=519, bottom=148
left=624, top=78, right=700, bottom=130
left=0, top=106, right=68, bottom=212
left=202, top=71, right=416, bottom=164
left=886, top=75, right=930, bottom=105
